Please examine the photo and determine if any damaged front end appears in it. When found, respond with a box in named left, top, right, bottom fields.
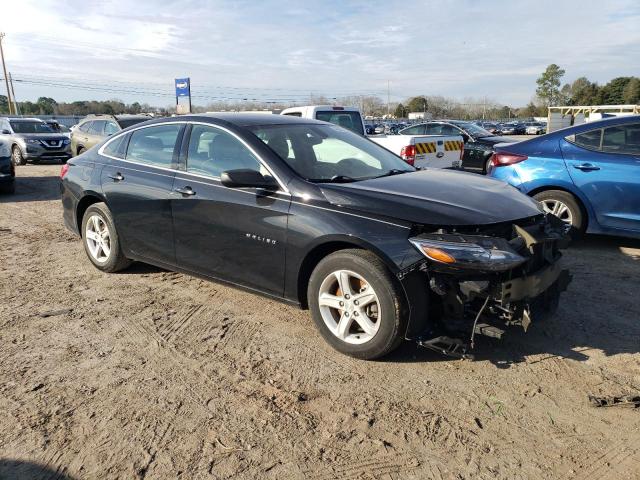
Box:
left=401, top=214, right=572, bottom=359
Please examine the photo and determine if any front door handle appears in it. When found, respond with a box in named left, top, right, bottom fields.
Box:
left=108, top=172, right=124, bottom=181
left=573, top=163, right=600, bottom=171
left=174, top=186, right=196, bottom=196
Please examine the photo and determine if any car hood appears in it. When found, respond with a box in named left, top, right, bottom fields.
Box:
left=319, top=169, right=543, bottom=226
left=15, top=133, right=68, bottom=141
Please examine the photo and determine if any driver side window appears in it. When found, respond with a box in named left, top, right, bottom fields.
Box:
left=186, top=125, right=265, bottom=178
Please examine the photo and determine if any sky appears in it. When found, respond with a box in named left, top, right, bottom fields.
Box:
left=1, top=0, right=639, bottom=107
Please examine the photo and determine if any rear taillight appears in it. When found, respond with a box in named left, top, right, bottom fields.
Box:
left=60, top=163, right=69, bottom=179
left=400, top=145, right=416, bottom=166
left=491, top=152, right=528, bottom=167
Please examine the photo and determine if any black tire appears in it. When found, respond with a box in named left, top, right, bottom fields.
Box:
left=12, top=146, right=26, bottom=166
left=307, top=249, right=407, bottom=360
left=81, top=202, right=132, bottom=273
left=76, top=147, right=85, bottom=156
left=533, top=190, right=585, bottom=236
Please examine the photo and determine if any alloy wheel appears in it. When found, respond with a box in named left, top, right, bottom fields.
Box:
left=317, top=269, right=381, bottom=345
left=85, top=214, right=111, bottom=263
left=541, top=199, right=573, bottom=224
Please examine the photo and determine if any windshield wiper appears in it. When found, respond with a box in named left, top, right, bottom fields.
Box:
left=371, top=169, right=411, bottom=179
left=323, top=175, right=358, bottom=183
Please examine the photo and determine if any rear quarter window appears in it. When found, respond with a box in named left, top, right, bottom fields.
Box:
left=566, top=129, right=602, bottom=150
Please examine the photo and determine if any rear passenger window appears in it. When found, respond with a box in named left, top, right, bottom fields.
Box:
left=102, top=134, right=127, bottom=159
left=570, top=129, right=602, bottom=150
left=78, top=121, right=93, bottom=133
left=89, top=121, right=106, bottom=135
left=104, top=122, right=119, bottom=136
left=602, top=124, right=640, bottom=155
left=186, top=125, right=263, bottom=178
left=126, top=124, right=182, bottom=168
left=401, top=125, right=425, bottom=135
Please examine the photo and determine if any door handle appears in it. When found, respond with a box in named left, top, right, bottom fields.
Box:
left=174, top=186, right=196, bottom=196
left=573, top=163, right=600, bottom=171
left=108, top=172, right=124, bottom=181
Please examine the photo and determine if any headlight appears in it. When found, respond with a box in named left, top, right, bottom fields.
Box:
left=25, top=139, right=40, bottom=144
left=409, top=235, right=527, bottom=271
left=63, top=139, right=70, bottom=145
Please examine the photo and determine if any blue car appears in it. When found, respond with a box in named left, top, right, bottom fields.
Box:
left=488, top=115, right=640, bottom=238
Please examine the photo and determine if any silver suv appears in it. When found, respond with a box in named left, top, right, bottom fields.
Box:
left=0, top=117, right=72, bottom=165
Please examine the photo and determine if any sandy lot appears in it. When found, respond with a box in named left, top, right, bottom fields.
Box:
left=1, top=164, right=639, bottom=480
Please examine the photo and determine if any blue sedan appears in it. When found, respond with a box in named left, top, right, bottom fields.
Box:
left=488, top=115, right=640, bottom=238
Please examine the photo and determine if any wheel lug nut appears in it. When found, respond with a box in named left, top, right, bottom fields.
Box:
left=339, top=301, right=344, bottom=307
left=345, top=312, right=349, bottom=317
left=345, top=294, right=350, bottom=300
left=354, top=300, right=359, bottom=305
left=354, top=311, right=359, bottom=316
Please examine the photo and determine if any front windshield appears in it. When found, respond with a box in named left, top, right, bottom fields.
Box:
left=9, top=121, right=54, bottom=134
left=455, top=122, right=493, bottom=138
left=250, top=124, right=415, bottom=182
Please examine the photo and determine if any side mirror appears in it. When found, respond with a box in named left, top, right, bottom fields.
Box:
left=220, top=169, right=279, bottom=190
left=461, top=133, right=470, bottom=143
left=1, top=129, right=10, bottom=135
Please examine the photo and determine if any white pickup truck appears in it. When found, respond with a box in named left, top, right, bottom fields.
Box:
left=281, top=105, right=463, bottom=169
left=369, top=134, right=464, bottom=169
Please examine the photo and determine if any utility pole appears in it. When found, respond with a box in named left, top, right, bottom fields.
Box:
left=0, top=32, right=14, bottom=115
left=9, top=72, right=18, bottom=115
left=386, top=80, right=390, bottom=118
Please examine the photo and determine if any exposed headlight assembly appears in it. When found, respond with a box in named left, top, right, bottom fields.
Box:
left=410, top=234, right=527, bottom=272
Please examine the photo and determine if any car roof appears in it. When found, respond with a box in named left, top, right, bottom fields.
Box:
left=2, top=117, right=43, bottom=122
left=174, top=113, right=326, bottom=127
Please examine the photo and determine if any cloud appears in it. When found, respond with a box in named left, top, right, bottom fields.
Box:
left=2, top=0, right=639, bottom=106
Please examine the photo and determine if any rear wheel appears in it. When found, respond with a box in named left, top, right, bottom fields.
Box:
left=12, top=146, right=26, bottom=166
left=307, top=249, right=406, bottom=360
left=533, top=190, right=585, bottom=235
left=81, top=203, right=132, bottom=272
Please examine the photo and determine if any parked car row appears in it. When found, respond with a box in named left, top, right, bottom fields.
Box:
left=477, top=121, right=546, bottom=136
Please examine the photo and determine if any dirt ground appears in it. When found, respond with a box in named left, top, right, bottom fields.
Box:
left=1, top=164, right=639, bottom=480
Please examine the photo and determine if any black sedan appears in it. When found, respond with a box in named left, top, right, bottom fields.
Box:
left=400, top=120, right=514, bottom=173
left=61, top=114, right=570, bottom=360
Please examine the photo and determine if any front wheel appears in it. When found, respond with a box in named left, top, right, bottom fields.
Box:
left=81, top=202, right=132, bottom=272
left=533, top=190, right=585, bottom=236
left=307, top=249, right=407, bottom=360
left=12, top=146, right=26, bottom=166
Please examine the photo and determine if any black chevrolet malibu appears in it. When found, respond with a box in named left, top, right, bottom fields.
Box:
left=61, top=114, right=571, bottom=360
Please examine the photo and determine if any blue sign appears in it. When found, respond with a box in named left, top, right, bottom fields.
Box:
left=175, top=78, right=190, bottom=97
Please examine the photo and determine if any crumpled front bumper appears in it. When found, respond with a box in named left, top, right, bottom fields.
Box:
left=405, top=214, right=573, bottom=358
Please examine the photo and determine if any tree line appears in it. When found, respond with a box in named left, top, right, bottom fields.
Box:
left=1, top=66, right=638, bottom=120
left=0, top=96, right=167, bottom=116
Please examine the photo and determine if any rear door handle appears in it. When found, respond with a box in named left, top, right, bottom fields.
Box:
left=573, top=163, right=600, bottom=171
left=174, top=186, right=196, bottom=196
left=108, top=172, right=124, bottom=181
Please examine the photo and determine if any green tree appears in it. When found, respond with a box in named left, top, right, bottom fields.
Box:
left=600, top=77, right=634, bottom=104
left=536, top=64, right=565, bottom=106
left=622, top=77, right=640, bottom=104
left=0, top=95, right=8, bottom=114
left=569, top=77, right=601, bottom=105
left=36, top=96, right=57, bottom=114
left=393, top=103, right=407, bottom=118
left=406, top=96, right=429, bottom=114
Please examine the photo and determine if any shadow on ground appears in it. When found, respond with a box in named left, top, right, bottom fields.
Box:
left=0, top=175, right=61, bottom=203
left=0, top=459, right=76, bottom=480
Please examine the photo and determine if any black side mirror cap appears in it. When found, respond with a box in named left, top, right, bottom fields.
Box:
left=220, top=169, right=279, bottom=190
left=1, top=130, right=10, bottom=135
